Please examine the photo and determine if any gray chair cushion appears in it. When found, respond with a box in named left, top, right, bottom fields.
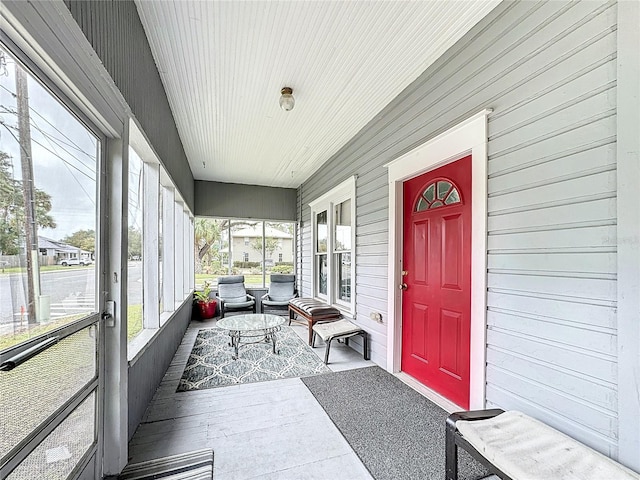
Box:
left=265, top=274, right=296, bottom=302
left=267, top=282, right=295, bottom=302
left=217, top=276, right=249, bottom=304
left=224, top=300, right=255, bottom=309
left=262, top=299, right=291, bottom=306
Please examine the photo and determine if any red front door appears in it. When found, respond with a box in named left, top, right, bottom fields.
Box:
left=401, top=155, right=471, bottom=409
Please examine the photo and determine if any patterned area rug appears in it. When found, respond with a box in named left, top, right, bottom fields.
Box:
left=177, top=326, right=330, bottom=391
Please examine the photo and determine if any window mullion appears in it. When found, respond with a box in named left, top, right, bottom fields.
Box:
left=162, top=186, right=175, bottom=310
left=173, top=202, right=184, bottom=302
left=183, top=208, right=189, bottom=295
left=142, top=162, right=159, bottom=329
left=328, top=203, right=334, bottom=305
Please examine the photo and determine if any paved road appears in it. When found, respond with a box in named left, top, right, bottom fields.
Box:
left=0, top=263, right=142, bottom=328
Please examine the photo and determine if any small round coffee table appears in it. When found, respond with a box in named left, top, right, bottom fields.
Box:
left=216, top=314, right=286, bottom=360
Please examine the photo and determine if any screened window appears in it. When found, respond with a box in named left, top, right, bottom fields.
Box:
left=127, top=136, right=194, bottom=350
left=158, top=187, right=163, bottom=313
left=194, top=218, right=295, bottom=289
left=309, top=177, right=356, bottom=313
left=0, top=50, right=99, bottom=350
left=127, top=148, right=143, bottom=341
left=0, top=45, right=100, bottom=480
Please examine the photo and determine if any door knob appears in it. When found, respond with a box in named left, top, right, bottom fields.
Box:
left=399, top=283, right=408, bottom=291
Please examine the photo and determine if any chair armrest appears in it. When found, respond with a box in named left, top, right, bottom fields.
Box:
left=215, top=296, right=226, bottom=309
left=261, top=292, right=269, bottom=301
left=246, top=293, right=255, bottom=301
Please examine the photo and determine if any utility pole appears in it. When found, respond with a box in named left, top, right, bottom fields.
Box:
left=15, top=64, right=40, bottom=324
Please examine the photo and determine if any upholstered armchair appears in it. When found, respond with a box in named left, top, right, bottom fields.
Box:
left=215, top=275, right=256, bottom=318
left=260, top=274, right=297, bottom=314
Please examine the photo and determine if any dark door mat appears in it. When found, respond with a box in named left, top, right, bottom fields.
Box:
left=302, top=366, right=489, bottom=480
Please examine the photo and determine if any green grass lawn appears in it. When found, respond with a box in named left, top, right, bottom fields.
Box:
left=0, top=315, right=86, bottom=351
left=0, top=265, right=93, bottom=275
left=1, top=304, right=145, bottom=351
left=195, top=274, right=268, bottom=288
left=127, top=304, right=143, bottom=340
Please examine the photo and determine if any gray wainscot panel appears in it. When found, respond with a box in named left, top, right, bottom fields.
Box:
left=127, top=300, right=193, bottom=440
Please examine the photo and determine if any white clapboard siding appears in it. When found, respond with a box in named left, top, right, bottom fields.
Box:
left=488, top=224, right=617, bottom=251
left=487, top=272, right=617, bottom=303
left=486, top=348, right=617, bottom=410
left=298, top=0, right=619, bottom=455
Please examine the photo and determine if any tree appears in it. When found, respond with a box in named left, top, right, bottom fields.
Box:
left=128, top=226, right=142, bottom=260
left=195, top=217, right=225, bottom=270
left=0, top=151, right=56, bottom=255
left=63, top=229, right=95, bottom=253
left=194, top=218, right=257, bottom=273
left=250, top=237, right=279, bottom=261
left=267, top=222, right=294, bottom=236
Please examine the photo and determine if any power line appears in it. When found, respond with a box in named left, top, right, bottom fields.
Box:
left=1, top=121, right=96, bottom=183
left=0, top=83, right=15, bottom=97
left=1, top=104, right=96, bottom=169
left=28, top=106, right=96, bottom=161
left=30, top=116, right=96, bottom=207
left=28, top=119, right=96, bottom=178
left=0, top=83, right=96, bottom=162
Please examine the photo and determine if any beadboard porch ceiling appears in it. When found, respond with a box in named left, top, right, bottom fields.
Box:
left=134, top=0, right=500, bottom=188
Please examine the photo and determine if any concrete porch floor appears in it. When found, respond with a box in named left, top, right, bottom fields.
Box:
left=127, top=316, right=375, bottom=479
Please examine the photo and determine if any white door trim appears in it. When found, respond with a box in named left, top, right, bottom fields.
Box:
left=385, top=109, right=491, bottom=410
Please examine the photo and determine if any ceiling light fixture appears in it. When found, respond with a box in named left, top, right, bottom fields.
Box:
left=279, top=87, right=295, bottom=111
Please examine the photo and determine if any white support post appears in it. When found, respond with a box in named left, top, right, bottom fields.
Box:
left=183, top=208, right=190, bottom=295
left=616, top=0, right=640, bottom=470
left=174, top=202, right=184, bottom=304
left=103, top=133, right=128, bottom=476
left=189, top=215, right=194, bottom=291
left=142, top=162, right=159, bottom=329
left=162, top=186, right=175, bottom=311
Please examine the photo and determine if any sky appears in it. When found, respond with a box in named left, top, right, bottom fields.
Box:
left=0, top=49, right=98, bottom=242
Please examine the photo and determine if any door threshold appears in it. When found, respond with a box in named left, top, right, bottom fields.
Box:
left=394, top=372, right=464, bottom=414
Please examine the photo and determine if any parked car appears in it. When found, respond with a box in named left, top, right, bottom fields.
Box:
left=57, top=258, right=92, bottom=266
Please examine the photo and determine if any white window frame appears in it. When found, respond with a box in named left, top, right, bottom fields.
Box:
left=142, top=160, right=160, bottom=329
left=313, top=210, right=329, bottom=302
left=161, top=184, right=175, bottom=317
left=309, top=176, right=356, bottom=315
left=174, top=199, right=185, bottom=302
left=183, top=207, right=190, bottom=296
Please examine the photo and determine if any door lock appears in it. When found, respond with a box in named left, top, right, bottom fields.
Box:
left=399, top=283, right=408, bottom=291
left=103, top=300, right=116, bottom=327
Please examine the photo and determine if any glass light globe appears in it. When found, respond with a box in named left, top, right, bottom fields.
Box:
left=279, top=87, right=295, bottom=111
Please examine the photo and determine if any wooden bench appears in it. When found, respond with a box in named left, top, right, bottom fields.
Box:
left=288, top=298, right=341, bottom=345
left=445, top=409, right=640, bottom=480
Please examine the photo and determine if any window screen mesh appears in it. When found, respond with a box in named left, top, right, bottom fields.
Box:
left=6, top=391, right=95, bottom=480
left=0, top=325, right=96, bottom=460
